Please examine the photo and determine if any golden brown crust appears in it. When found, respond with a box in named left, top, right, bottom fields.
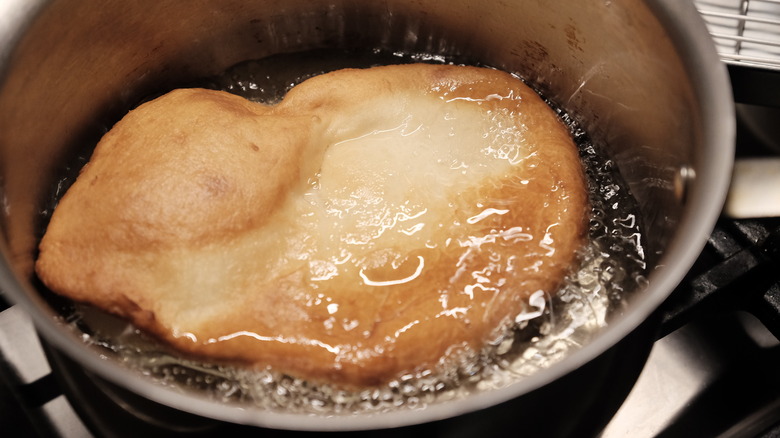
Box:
left=36, top=64, right=588, bottom=387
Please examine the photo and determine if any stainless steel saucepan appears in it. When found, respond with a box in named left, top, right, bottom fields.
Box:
left=0, top=0, right=733, bottom=435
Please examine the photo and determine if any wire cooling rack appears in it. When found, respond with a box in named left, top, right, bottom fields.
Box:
left=695, top=0, right=780, bottom=70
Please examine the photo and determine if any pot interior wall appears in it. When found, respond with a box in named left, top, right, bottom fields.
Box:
left=0, top=0, right=711, bottom=428
left=0, top=0, right=696, bottom=274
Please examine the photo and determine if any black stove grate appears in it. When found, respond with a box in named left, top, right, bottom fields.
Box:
left=658, top=217, right=780, bottom=339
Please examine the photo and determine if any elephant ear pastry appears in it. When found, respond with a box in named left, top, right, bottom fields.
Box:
left=36, top=63, right=588, bottom=387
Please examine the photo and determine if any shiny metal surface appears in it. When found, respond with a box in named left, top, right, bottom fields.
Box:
left=0, top=306, right=91, bottom=437
left=0, top=0, right=734, bottom=431
left=604, top=312, right=780, bottom=437
left=695, top=0, right=780, bottom=70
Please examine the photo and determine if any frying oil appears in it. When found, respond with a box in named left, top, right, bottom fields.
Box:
left=48, top=49, right=648, bottom=415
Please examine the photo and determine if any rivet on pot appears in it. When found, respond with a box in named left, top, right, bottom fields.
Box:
left=674, top=165, right=695, bottom=204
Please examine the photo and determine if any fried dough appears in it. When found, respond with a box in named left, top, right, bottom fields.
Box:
left=35, top=64, right=588, bottom=387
